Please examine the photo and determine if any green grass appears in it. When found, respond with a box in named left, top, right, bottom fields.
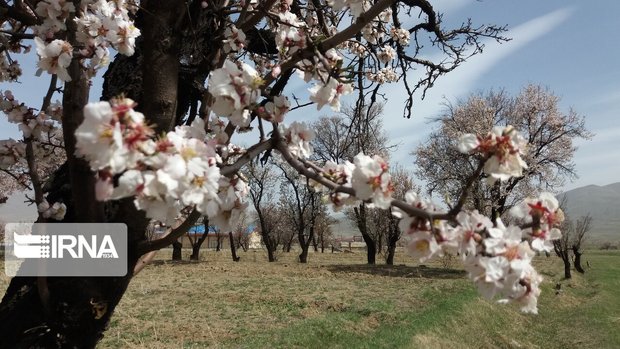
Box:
left=1, top=249, right=619, bottom=348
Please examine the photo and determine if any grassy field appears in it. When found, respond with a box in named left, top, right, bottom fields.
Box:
left=1, top=249, right=619, bottom=348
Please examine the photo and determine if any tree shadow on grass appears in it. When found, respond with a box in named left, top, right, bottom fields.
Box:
left=149, top=260, right=205, bottom=266
left=326, top=264, right=465, bottom=279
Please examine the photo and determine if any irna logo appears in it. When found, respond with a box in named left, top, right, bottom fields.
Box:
left=4, top=223, right=128, bottom=277
left=13, top=233, right=119, bottom=259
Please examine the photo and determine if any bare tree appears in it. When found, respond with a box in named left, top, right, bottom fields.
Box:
left=277, top=161, right=324, bottom=263
left=246, top=159, right=279, bottom=262
left=214, top=226, right=225, bottom=252
left=314, top=208, right=336, bottom=253
left=571, top=214, right=591, bottom=274
left=188, top=217, right=210, bottom=261
left=415, top=85, right=592, bottom=222
left=232, top=212, right=251, bottom=252
left=553, top=210, right=592, bottom=279
left=553, top=219, right=573, bottom=279
left=383, top=166, right=416, bottom=265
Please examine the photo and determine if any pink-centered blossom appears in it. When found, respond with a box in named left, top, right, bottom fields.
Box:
left=458, top=126, right=528, bottom=184
left=309, top=78, right=353, bottom=111
left=281, top=121, right=315, bottom=159
left=351, top=153, right=393, bottom=209
left=34, top=38, right=73, bottom=82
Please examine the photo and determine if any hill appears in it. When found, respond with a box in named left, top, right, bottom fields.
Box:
left=558, top=182, right=620, bottom=243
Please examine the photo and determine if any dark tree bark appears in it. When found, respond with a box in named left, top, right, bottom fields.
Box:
left=215, top=232, right=222, bottom=252
left=563, top=260, right=571, bottom=279
left=354, top=204, right=376, bottom=265
left=263, top=233, right=276, bottom=262
left=385, top=214, right=401, bottom=265
left=298, top=232, right=311, bottom=263
left=229, top=232, right=240, bottom=262
left=189, top=220, right=209, bottom=261
left=172, top=240, right=183, bottom=261
left=189, top=234, right=208, bottom=261
left=554, top=240, right=572, bottom=279
left=386, top=234, right=398, bottom=266
left=572, top=246, right=585, bottom=274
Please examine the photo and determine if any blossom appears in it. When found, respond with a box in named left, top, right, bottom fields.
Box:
left=275, top=11, right=307, bottom=56
left=351, top=153, right=393, bottom=209
left=281, top=121, right=315, bottom=159
left=452, top=210, right=492, bottom=258
left=327, top=0, right=371, bottom=18
left=260, top=95, right=290, bottom=123
left=458, top=126, right=528, bottom=184
left=377, top=45, right=396, bottom=64
left=390, top=27, right=410, bottom=46
left=38, top=199, right=67, bottom=220
left=34, top=0, right=75, bottom=37
left=309, top=78, right=353, bottom=111
left=209, top=60, right=262, bottom=127
left=366, top=67, right=398, bottom=84
left=75, top=99, right=153, bottom=173
left=34, top=38, right=73, bottom=82
left=316, top=161, right=356, bottom=209
left=510, top=192, right=563, bottom=252
left=1, top=53, right=22, bottom=82
left=207, top=175, right=249, bottom=232
left=0, top=139, right=25, bottom=170
left=404, top=230, right=442, bottom=262
left=223, top=25, right=246, bottom=53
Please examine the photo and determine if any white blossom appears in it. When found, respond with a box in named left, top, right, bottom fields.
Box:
left=34, top=38, right=73, bottom=82
left=351, top=153, right=393, bottom=209
left=281, top=121, right=315, bottom=159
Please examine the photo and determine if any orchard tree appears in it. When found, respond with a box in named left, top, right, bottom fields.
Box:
left=383, top=166, right=416, bottom=264
left=313, top=103, right=393, bottom=264
left=0, top=0, right=568, bottom=347
left=415, top=85, right=592, bottom=222
left=246, top=158, right=279, bottom=261
left=553, top=212, right=591, bottom=278
left=231, top=210, right=251, bottom=252
left=276, top=159, right=324, bottom=263
left=188, top=216, right=210, bottom=260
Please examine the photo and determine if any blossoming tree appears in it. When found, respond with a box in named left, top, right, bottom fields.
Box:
left=0, top=0, right=565, bottom=346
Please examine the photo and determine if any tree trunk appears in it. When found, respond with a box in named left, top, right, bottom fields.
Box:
left=572, top=247, right=585, bottom=273
left=562, top=256, right=572, bottom=279
left=172, top=240, right=183, bottom=261
left=364, top=236, right=377, bottom=265
left=266, top=246, right=276, bottom=262
left=386, top=235, right=398, bottom=265
left=299, top=240, right=309, bottom=263
left=229, top=232, right=240, bottom=262
left=190, top=233, right=208, bottom=261
left=354, top=204, right=376, bottom=265
left=386, top=218, right=400, bottom=265
left=264, top=236, right=276, bottom=262
left=215, top=233, right=222, bottom=252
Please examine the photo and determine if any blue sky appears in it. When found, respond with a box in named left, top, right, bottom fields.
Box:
left=1, top=0, right=618, bottom=200
left=376, top=0, right=620, bottom=192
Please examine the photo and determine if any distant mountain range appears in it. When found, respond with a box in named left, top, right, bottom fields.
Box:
left=558, top=182, right=620, bottom=243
